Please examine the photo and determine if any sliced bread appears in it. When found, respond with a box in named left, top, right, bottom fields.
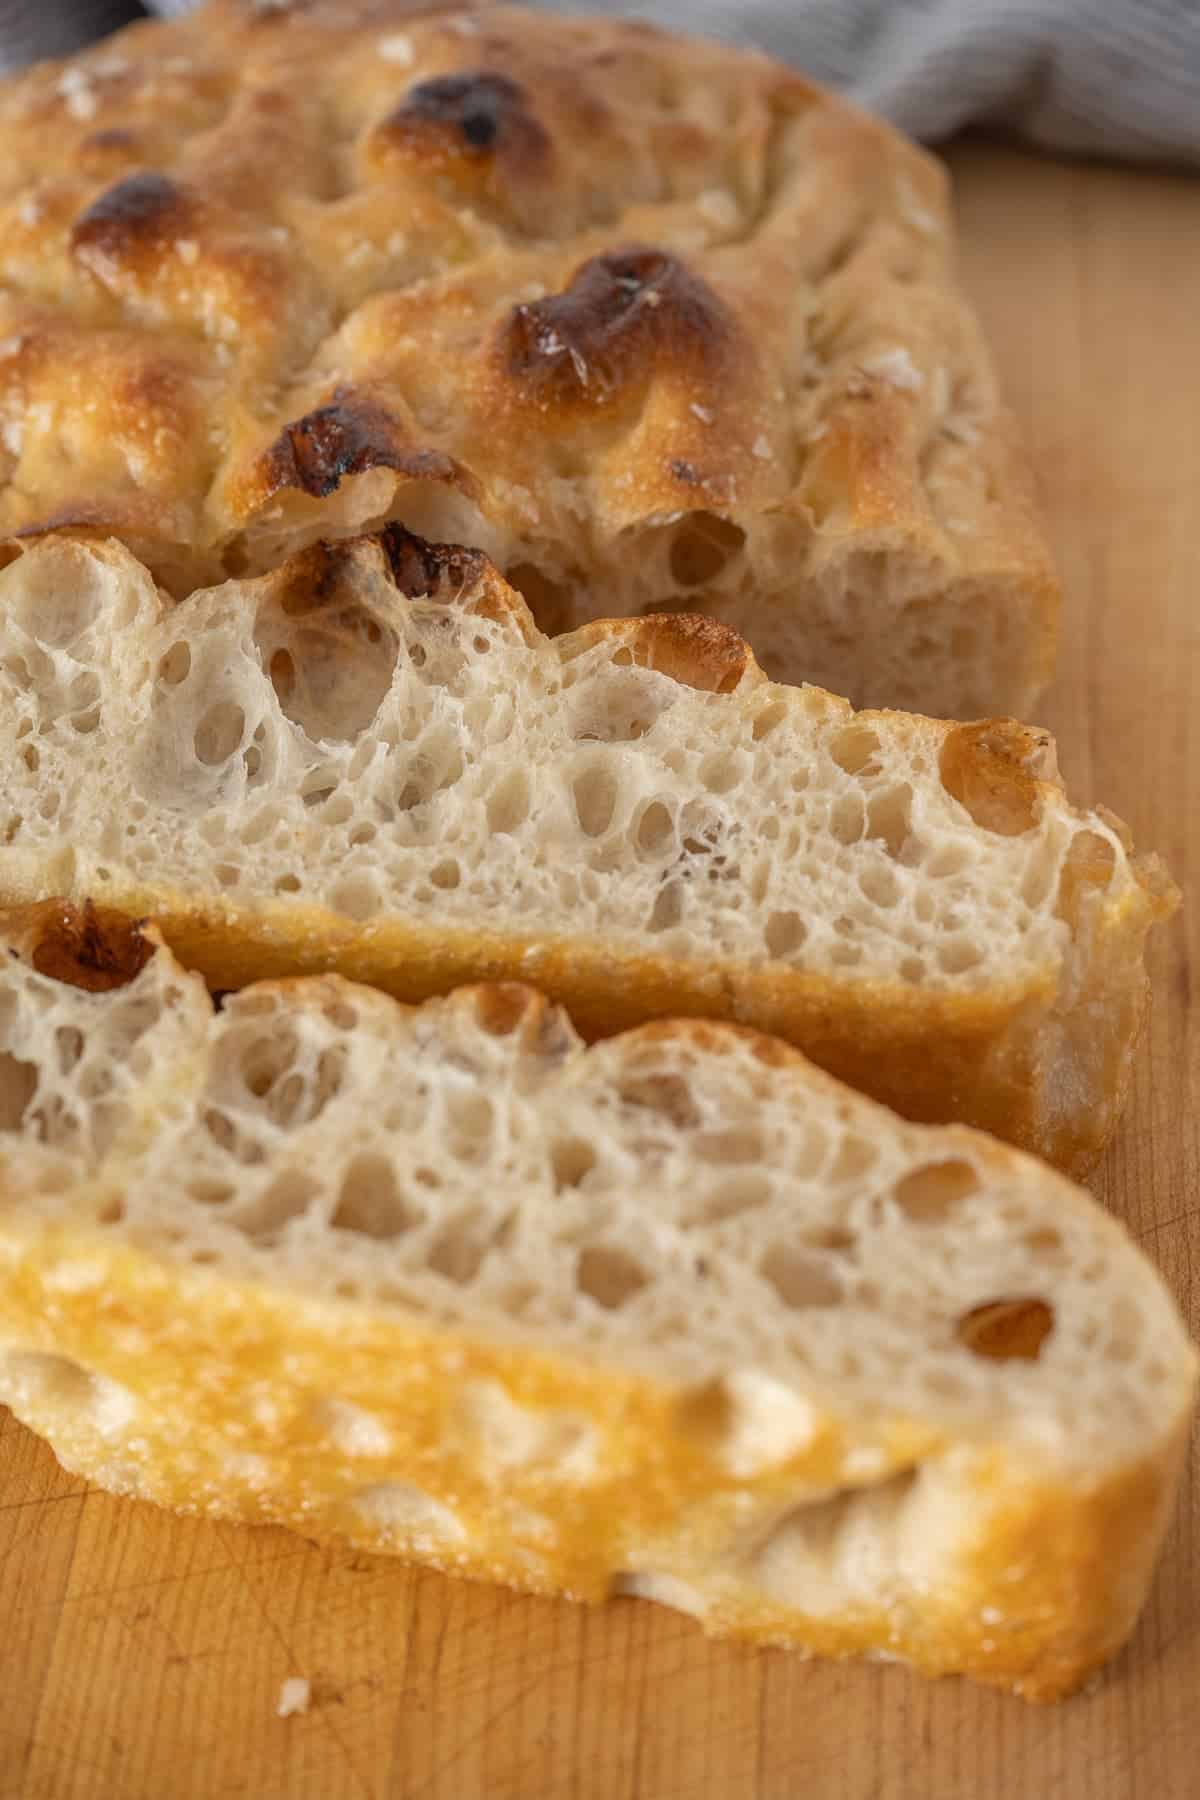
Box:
left=0, top=905, right=1192, bottom=1700
left=0, top=530, right=1171, bottom=1173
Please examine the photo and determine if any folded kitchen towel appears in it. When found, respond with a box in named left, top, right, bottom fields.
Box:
left=2, top=1, right=1199, bottom=164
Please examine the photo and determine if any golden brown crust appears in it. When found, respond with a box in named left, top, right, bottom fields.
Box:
left=0, top=0, right=1058, bottom=711
left=0, top=1228, right=1189, bottom=1701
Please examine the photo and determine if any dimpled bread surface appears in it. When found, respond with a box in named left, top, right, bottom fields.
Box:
left=0, top=0, right=1056, bottom=715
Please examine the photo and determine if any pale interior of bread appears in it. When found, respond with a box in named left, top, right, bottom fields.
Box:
left=0, top=930, right=1188, bottom=1478
left=0, top=534, right=1143, bottom=999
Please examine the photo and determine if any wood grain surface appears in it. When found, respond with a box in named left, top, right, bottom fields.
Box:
left=3, top=141, right=1198, bottom=1800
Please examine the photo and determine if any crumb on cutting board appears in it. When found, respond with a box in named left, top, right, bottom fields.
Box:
left=277, top=1676, right=311, bottom=1718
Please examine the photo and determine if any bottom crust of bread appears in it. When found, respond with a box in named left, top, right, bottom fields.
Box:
left=0, top=1234, right=1186, bottom=1702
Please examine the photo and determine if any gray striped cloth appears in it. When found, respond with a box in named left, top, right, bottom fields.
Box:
left=3, top=0, right=1199, bottom=164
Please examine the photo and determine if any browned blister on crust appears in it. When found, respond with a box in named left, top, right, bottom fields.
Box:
left=0, top=0, right=1057, bottom=714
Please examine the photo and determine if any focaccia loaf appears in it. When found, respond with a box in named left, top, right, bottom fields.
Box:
left=0, top=530, right=1171, bottom=1174
left=0, top=908, right=1192, bottom=1701
left=0, top=0, right=1056, bottom=715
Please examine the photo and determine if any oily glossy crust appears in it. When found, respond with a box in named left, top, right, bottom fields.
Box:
left=0, top=1218, right=1190, bottom=1702
left=0, top=0, right=1057, bottom=706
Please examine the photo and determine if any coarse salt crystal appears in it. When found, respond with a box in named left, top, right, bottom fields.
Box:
left=690, top=403, right=714, bottom=425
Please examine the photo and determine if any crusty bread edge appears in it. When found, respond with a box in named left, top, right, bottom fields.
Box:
left=0, top=1222, right=1191, bottom=1703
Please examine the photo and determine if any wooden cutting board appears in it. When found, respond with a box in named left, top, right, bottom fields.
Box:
left=3, top=140, right=1198, bottom=1800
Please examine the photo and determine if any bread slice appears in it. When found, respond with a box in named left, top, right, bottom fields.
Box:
left=0, top=904, right=1192, bottom=1700
left=0, top=530, right=1171, bottom=1174
left=0, top=0, right=1056, bottom=715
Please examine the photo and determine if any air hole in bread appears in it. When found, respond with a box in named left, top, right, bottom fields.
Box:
left=54, top=1026, right=84, bottom=1076
left=234, top=1168, right=320, bottom=1239
left=577, top=1244, right=649, bottom=1309
left=331, top=873, right=382, bottom=921
left=431, top=857, right=460, bottom=890
left=698, top=752, right=742, bottom=795
left=570, top=672, right=664, bottom=743
left=550, top=1136, right=597, bottom=1190
left=618, top=1071, right=701, bottom=1130
left=194, top=700, right=246, bottom=766
left=764, top=910, right=806, bottom=958
left=760, top=1245, right=842, bottom=1309
left=829, top=724, right=882, bottom=777
left=187, top=1176, right=236, bottom=1205
left=685, top=1171, right=772, bottom=1225
left=937, top=936, right=983, bottom=975
left=0, top=1051, right=37, bottom=1130
left=828, top=1132, right=876, bottom=1183
left=668, top=513, right=745, bottom=587
left=70, top=682, right=101, bottom=734
left=445, top=1089, right=495, bottom=1160
left=635, top=800, right=675, bottom=858
left=751, top=700, right=788, bottom=742
left=957, top=1297, right=1054, bottom=1361
left=648, top=881, right=683, bottom=931
left=468, top=986, right=529, bottom=1037
left=694, top=1126, right=765, bottom=1165
left=161, top=637, right=193, bottom=684
left=893, top=1160, right=979, bottom=1222
left=858, top=864, right=899, bottom=908
left=486, top=768, right=531, bottom=835
left=428, top=1215, right=491, bottom=1285
left=1057, top=830, right=1119, bottom=922
left=830, top=792, right=865, bottom=845
left=865, top=785, right=911, bottom=857
left=927, top=843, right=971, bottom=880
left=573, top=763, right=618, bottom=838
left=752, top=1467, right=921, bottom=1613
left=940, top=724, right=1039, bottom=836
left=507, top=562, right=576, bottom=636
left=332, top=1154, right=420, bottom=1239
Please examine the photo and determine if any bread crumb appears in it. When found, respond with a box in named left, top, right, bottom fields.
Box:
left=860, top=348, right=924, bottom=393
left=277, top=1677, right=311, bottom=1718
left=378, top=33, right=415, bottom=65
left=57, top=71, right=98, bottom=121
